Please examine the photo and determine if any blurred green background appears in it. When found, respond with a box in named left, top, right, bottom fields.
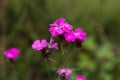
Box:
left=0, top=0, right=120, bottom=80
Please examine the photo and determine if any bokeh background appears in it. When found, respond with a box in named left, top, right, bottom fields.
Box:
left=0, top=0, right=120, bottom=80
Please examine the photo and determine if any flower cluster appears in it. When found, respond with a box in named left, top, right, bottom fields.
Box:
left=56, top=68, right=86, bottom=80
left=3, top=18, right=87, bottom=80
left=32, top=38, right=58, bottom=58
left=49, top=18, right=73, bottom=37
left=49, top=18, right=87, bottom=44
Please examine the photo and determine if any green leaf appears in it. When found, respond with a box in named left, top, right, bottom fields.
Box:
left=96, top=42, right=114, bottom=60
left=83, top=36, right=98, bottom=52
left=78, top=53, right=96, bottom=71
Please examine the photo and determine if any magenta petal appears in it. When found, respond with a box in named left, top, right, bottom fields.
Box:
left=57, top=68, right=72, bottom=79
left=57, top=69, right=65, bottom=76
left=41, top=39, right=48, bottom=48
left=32, top=40, right=41, bottom=49
left=75, top=28, right=83, bottom=32
left=78, top=32, right=87, bottom=42
left=64, top=68, right=72, bottom=79
left=63, top=23, right=73, bottom=32
left=55, top=17, right=65, bottom=25
left=74, top=28, right=87, bottom=42
left=51, top=31, right=57, bottom=37
left=49, top=26, right=63, bottom=37
left=32, top=39, right=48, bottom=51
left=64, top=31, right=76, bottom=42
left=52, top=43, right=59, bottom=50
left=49, top=38, right=54, bottom=45
left=49, top=27, right=55, bottom=32
left=49, top=23, right=57, bottom=27
left=4, top=48, right=20, bottom=59
left=76, top=75, right=86, bottom=80
left=49, top=18, right=73, bottom=37
left=48, top=38, right=59, bottom=50
left=49, top=27, right=57, bottom=37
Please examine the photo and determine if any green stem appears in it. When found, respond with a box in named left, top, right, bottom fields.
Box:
left=61, top=42, right=64, bottom=55
left=62, top=48, right=75, bottom=67
left=45, top=59, right=52, bottom=80
left=12, top=64, right=19, bottom=80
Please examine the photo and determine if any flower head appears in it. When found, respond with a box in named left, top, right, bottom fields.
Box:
left=64, top=31, right=76, bottom=42
left=74, top=28, right=87, bottom=42
left=48, top=38, right=59, bottom=50
left=32, top=39, right=48, bottom=51
left=4, top=48, right=20, bottom=59
left=57, top=68, right=72, bottom=79
left=49, top=18, right=73, bottom=37
left=76, top=75, right=86, bottom=80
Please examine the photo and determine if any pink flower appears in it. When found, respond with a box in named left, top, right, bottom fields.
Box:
left=63, top=28, right=87, bottom=43
left=64, top=31, right=76, bottom=42
left=49, top=27, right=64, bottom=37
left=74, top=28, right=87, bottom=42
left=32, top=39, right=48, bottom=51
left=48, top=38, right=59, bottom=50
left=76, top=75, right=86, bottom=80
left=49, top=18, right=73, bottom=37
left=57, top=68, right=72, bottom=79
left=4, top=48, right=20, bottom=59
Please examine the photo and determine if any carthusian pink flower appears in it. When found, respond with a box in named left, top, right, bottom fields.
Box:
left=63, top=28, right=87, bottom=43
left=57, top=68, right=72, bottom=80
left=32, top=39, right=48, bottom=51
left=32, top=38, right=59, bottom=58
left=64, top=31, right=76, bottom=42
left=74, top=28, right=87, bottom=42
left=42, top=38, right=59, bottom=58
left=49, top=18, right=73, bottom=37
left=4, top=48, right=20, bottom=59
left=48, top=38, right=59, bottom=50
left=76, top=75, right=86, bottom=80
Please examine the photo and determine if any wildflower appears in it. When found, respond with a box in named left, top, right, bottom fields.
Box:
left=32, top=39, right=48, bottom=51
left=64, top=31, right=76, bottom=42
left=4, top=48, right=20, bottom=59
left=49, top=18, right=73, bottom=37
left=48, top=38, right=59, bottom=50
left=41, top=38, right=59, bottom=58
left=74, top=28, right=87, bottom=42
left=63, top=28, right=87, bottom=43
left=57, top=68, right=72, bottom=80
left=76, top=75, right=86, bottom=80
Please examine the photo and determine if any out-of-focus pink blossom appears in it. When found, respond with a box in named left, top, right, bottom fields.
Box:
left=4, top=48, right=20, bottom=59
left=32, top=39, right=48, bottom=51
left=74, top=28, right=87, bottom=42
left=57, top=68, right=72, bottom=79
left=49, top=18, right=73, bottom=37
left=64, top=31, right=76, bottom=42
left=76, top=75, right=86, bottom=80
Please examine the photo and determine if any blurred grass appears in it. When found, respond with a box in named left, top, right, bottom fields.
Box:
left=0, top=0, right=120, bottom=80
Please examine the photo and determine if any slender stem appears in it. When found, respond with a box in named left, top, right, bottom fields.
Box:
left=11, top=63, right=20, bottom=80
left=45, top=59, right=52, bottom=80
left=61, top=42, right=64, bottom=55
left=62, top=48, right=75, bottom=67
